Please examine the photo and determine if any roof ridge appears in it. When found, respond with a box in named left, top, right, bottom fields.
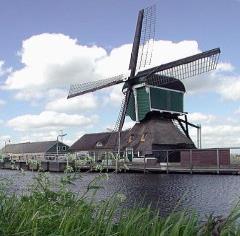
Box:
left=6, top=140, right=57, bottom=145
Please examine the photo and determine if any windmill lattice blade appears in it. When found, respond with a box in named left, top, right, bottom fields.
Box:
left=114, top=89, right=131, bottom=132
left=137, top=5, right=156, bottom=70
left=137, top=48, right=220, bottom=86
left=68, top=74, right=127, bottom=99
left=128, top=9, right=144, bottom=78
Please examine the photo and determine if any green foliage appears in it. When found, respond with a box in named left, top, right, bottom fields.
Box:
left=26, top=159, right=40, bottom=171
left=0, top=173, right=240, bottom=235
left=66, top=153, right=77, bottom=162
left=0, top=154, right=3, bottom=162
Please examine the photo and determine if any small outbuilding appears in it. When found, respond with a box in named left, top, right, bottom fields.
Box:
left=2, top=141, right=69, bottom=161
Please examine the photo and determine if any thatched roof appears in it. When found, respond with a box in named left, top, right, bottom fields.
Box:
left=70, top=113, right=195, bottom=155
left=120, top=113, right=195, bottom=155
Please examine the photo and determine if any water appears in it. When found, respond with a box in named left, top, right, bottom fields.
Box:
left=0, top=169, right=240, bottom=219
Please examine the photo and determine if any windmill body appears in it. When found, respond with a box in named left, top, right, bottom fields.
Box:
left=68, top=5, right=221, bottom=157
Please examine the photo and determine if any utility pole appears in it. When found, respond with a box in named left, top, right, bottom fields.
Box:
left=56, top=133, right=67, bottom=160
left=197, top=124, right=202, bottom=149
left=4, top=139, right=11, bottom=157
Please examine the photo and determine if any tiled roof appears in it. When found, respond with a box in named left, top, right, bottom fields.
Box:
left=70, top=131, right=129, bottom=151
left=70, top=132, right=112, bottom=151
left=2, top=141, right=67, bottom=154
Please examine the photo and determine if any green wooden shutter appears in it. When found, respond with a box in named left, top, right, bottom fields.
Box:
left=136, top=87, right=150, bottom=121
left=150, top=87, right=183, bottom=113
left=126, top=92, right=136, bottom=121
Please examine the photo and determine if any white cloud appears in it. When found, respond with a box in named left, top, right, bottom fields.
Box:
left=200, top=125, right=240, bottom=148
left=3, top=33, right=131, bottom=104
left=7, top=130, right=79, bottom=146
left=19, top=131, right=59, bottom=143
left=14, top=88, right=67, bottom=104
left=217, top=76, right=240, bottom=101
left=216, top=62, right=234, bottom=72
left=45, top=93, right=98, bottom=113
left=123, top=120, right=135, bottom=130
left=14, top=90, right=45, bottom=101
left=64, top=131, right=87, bottom=146
left=188, top=112, right=216, bottom=124
left=151, top=40, right=201, bottom=68
left=235, top=108, right=240, bottom=114
left=0, top=99, right=6, bottom=106
left=7, top=111, right=98, bottom=131
left=47, top=89, right=67, bottom=99
left=0, top=60, right=12, bottom=77
left=95, top=44, right=131, bottom=77
left=104, top=117, right=135, bottom=132
left=183, top=62, right=240, bottom=101
left=188, top=112, right=240, bottom=148
left=4, top=33, right=106, bottom=91
left=107, top=84, right=124, bottom=106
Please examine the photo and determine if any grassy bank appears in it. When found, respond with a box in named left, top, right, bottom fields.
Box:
left=0, top=172, right=240, bottom=235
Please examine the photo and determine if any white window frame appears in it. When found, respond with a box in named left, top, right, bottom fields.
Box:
left=96, top=142, right=103, bottom=147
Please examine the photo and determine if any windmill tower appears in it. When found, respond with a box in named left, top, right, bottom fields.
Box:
left=68, top=6, right=220, bottom=156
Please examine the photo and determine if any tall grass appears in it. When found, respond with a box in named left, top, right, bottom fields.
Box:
left=0, top=172, right=239, bottom=235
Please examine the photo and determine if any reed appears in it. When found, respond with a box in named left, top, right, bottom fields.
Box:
left=0, top=172, right=239, bottom=235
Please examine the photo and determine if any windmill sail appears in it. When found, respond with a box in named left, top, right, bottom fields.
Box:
left=67, top=73, right=129, bottom=98
left=128, top=9, right=144, bottom=78
left=137, top=48, right=220, bottom=86
left=114, top=89, right=132, bottom=132
left=137, top=5, right=156, bottom=70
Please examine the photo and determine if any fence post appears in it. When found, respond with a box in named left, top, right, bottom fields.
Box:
left=92, top=152, right=96, bottom=171
left=190, top=149, right=193, bottom=174
left=217, top=149, right=220, bottom=174
left=144, top=156, right=146, bottom=174
left=106, top=152, right=109, bottom=173
left=115, top=153, right=118, bottom=174
left=166, top=150, right=169, bottom=174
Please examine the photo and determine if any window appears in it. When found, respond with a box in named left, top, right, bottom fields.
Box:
left=140, top=133, right=147, bottom=142
left=57, top=146, right=61, bottom=151
left=62, top=146, right=67, bottom=151
left=96, top=142, right=103, bottom=147
left=128, top=134, right=134, bottom=143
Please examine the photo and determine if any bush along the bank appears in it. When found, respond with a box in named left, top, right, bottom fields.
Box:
left=0, top=172, right=240, bottom=236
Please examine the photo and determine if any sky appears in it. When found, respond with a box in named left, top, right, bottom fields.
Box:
left=0, top=0, right=240, bottom=148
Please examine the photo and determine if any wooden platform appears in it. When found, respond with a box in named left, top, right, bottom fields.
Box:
left=1, top=160, right=240, bottom=175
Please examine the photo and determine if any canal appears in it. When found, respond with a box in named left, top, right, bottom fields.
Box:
left=0, top=169, right=239, bottom=219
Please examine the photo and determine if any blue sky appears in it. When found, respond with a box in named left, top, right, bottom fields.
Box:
left=0, top=0, right=240, bottom=148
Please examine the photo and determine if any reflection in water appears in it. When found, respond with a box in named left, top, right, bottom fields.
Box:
left=0, top=170, right=239, bottom=218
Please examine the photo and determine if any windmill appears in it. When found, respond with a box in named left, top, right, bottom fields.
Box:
left=68, top=5, right=220, bottom=155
